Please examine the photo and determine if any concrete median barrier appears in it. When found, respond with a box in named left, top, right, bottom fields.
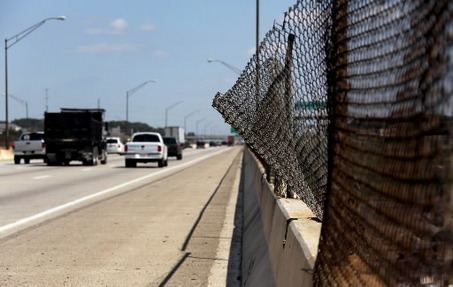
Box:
left=242, top=148, right=321, bottom=287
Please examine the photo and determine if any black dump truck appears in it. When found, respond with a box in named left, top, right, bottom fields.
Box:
left=44, top=108, right=108, bottom=166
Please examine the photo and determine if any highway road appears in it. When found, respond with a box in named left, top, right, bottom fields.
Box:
left=0, top=146, right=243, bottom=286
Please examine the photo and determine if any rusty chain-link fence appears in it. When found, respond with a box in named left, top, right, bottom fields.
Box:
left=213, top=0, right=452, bottom=285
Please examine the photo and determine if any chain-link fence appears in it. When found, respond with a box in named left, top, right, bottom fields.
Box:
left=213, top=0, right=452, bottom=285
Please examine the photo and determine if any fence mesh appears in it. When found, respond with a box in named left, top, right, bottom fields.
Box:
left=213, top=0, right=452, bottom=285
left=213, top=0, right=332, bottom=219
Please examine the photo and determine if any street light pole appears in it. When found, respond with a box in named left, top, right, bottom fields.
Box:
left=210, top=125, right=217, bottom=135
left=6, top=94, right=28, bottom=119
left=203, top=122, right=212, bottom=138
left=183, top=110, right=198, bottom=135
left=125, top=79, right=156, bottom=134
left=45, top=88, right=49, bottom=113
left=126, top=90, right=130, bottom=123
left=4, top=16, right=66, bottom=148
left=207, top=58, right=241, bottom=75
left=164, top=101, right=183, bottom=128
left=195, top=118, right=205, bottom=138
left=4, top=39, right=8, bottom=148
left=256, top=0, right=260, bottom=111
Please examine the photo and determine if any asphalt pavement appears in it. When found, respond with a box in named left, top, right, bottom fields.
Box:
left=0, top=146, right=243, bottom=286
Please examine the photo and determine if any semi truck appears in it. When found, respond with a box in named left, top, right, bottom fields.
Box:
left=44, top=108, right=107, bottom=166
left=164, top=126, right=185, bottom=144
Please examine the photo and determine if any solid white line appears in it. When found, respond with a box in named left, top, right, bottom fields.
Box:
left=81, top=168, right=92, bottom=172
left=33, top=175, right=50, bottom=180
left=0, top=148, right=232, bottom=235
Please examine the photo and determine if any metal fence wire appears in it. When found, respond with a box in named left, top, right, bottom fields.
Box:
left=212, top=0, right=452, bottom=285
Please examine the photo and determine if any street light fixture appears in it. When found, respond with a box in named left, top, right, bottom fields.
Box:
left=4, top=16, right=66, bottom=148
left=210, top=125, right=217, bottom=135
left=183, top=110, right=198, bottom=135
left=195, top=118, right=206, bottom=137
left=203, top=122, right=212, bottom=138
left=126, top=79, right=156, bottom=123
left=165, top=101, right=183, bottom=128
left=2, top=94, right=28, bottom=119
left=207, top=58, right=241, bottom=75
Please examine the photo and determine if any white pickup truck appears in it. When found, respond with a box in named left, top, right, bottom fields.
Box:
left=12, top=132, right=46, bottom=164
left=124, top=132, right=168, bottom=168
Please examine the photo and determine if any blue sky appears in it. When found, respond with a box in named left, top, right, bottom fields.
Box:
left=0, top=0, right=295, bottom=134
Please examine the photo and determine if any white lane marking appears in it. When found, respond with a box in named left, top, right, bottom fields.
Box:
left=81, top=168, right=92, bottom=172
left=0, top=148, right=232, bottom=235
left=33, top=175, right=50, bottom=180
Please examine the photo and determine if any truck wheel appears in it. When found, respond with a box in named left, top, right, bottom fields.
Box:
left=158, top=159, right=164, bottom=168
left=14, top=156, right=21, bottom=164
left=24, top=158, right=30, bottom=164
left=125, top=159, right=136, bottom=168
left=100, top=150, right=107, bottom=164
left=177, top=154, right=182, bottom=160
left=89, top=148, right=98, bottom=166
left=164, top=159, right=168, bottom=166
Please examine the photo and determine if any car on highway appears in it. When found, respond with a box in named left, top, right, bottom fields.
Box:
left=163, top=136, right=183, bottom=160
left=196, top=141, right=209, bottom=149
left=124, top=132, right=168, bottom=168
left=106, top=137, right=124, bottom=154
left=12, top=131, right=46, bottom=164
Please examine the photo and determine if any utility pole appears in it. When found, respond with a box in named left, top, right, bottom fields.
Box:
left=4, top=16, right=66, bottom=148
left=4, top=39, right=9, bottom=148
left=256, top=0, right=260, bottom=111
left=45, top=88, right=48, bottom=113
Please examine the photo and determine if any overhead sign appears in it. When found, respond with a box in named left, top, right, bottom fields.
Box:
left=295, top=100, right=327, bottom=110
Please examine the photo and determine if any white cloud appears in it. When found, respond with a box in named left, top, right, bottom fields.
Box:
left=75, top=43, right=141, bottom=54
left=111, top=18, right=128, bottom=30
left=85, top=18, right=128, bottom=35
left=141, top=23, right=157, bottom=32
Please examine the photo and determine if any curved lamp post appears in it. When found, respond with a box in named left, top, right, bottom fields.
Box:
left=125, top=79, right=156, bottom=135
left=165, top=101, right=183, bottom=128
left=5, top=94, right=28, bottom=119
left=184, top=110, right=198, bottom=135
left=4, top=16, right=66, bottom=148
left=203, top=122, right=212, bottom=138
left=207, top=58, right=241, bottom=75
left=126, top=79, right=156, bottom=123
left=195, top=118, right=205, bottom=138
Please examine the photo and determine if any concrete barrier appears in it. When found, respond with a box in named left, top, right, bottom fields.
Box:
left=0, top=148, right=13, bottom=161
left=242, top=149, right=321, bottom=287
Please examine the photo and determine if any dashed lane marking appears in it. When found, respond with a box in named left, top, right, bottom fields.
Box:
left=0, top=148, right=232, bottom=236
left=32, top=175, right=50, bottom=180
